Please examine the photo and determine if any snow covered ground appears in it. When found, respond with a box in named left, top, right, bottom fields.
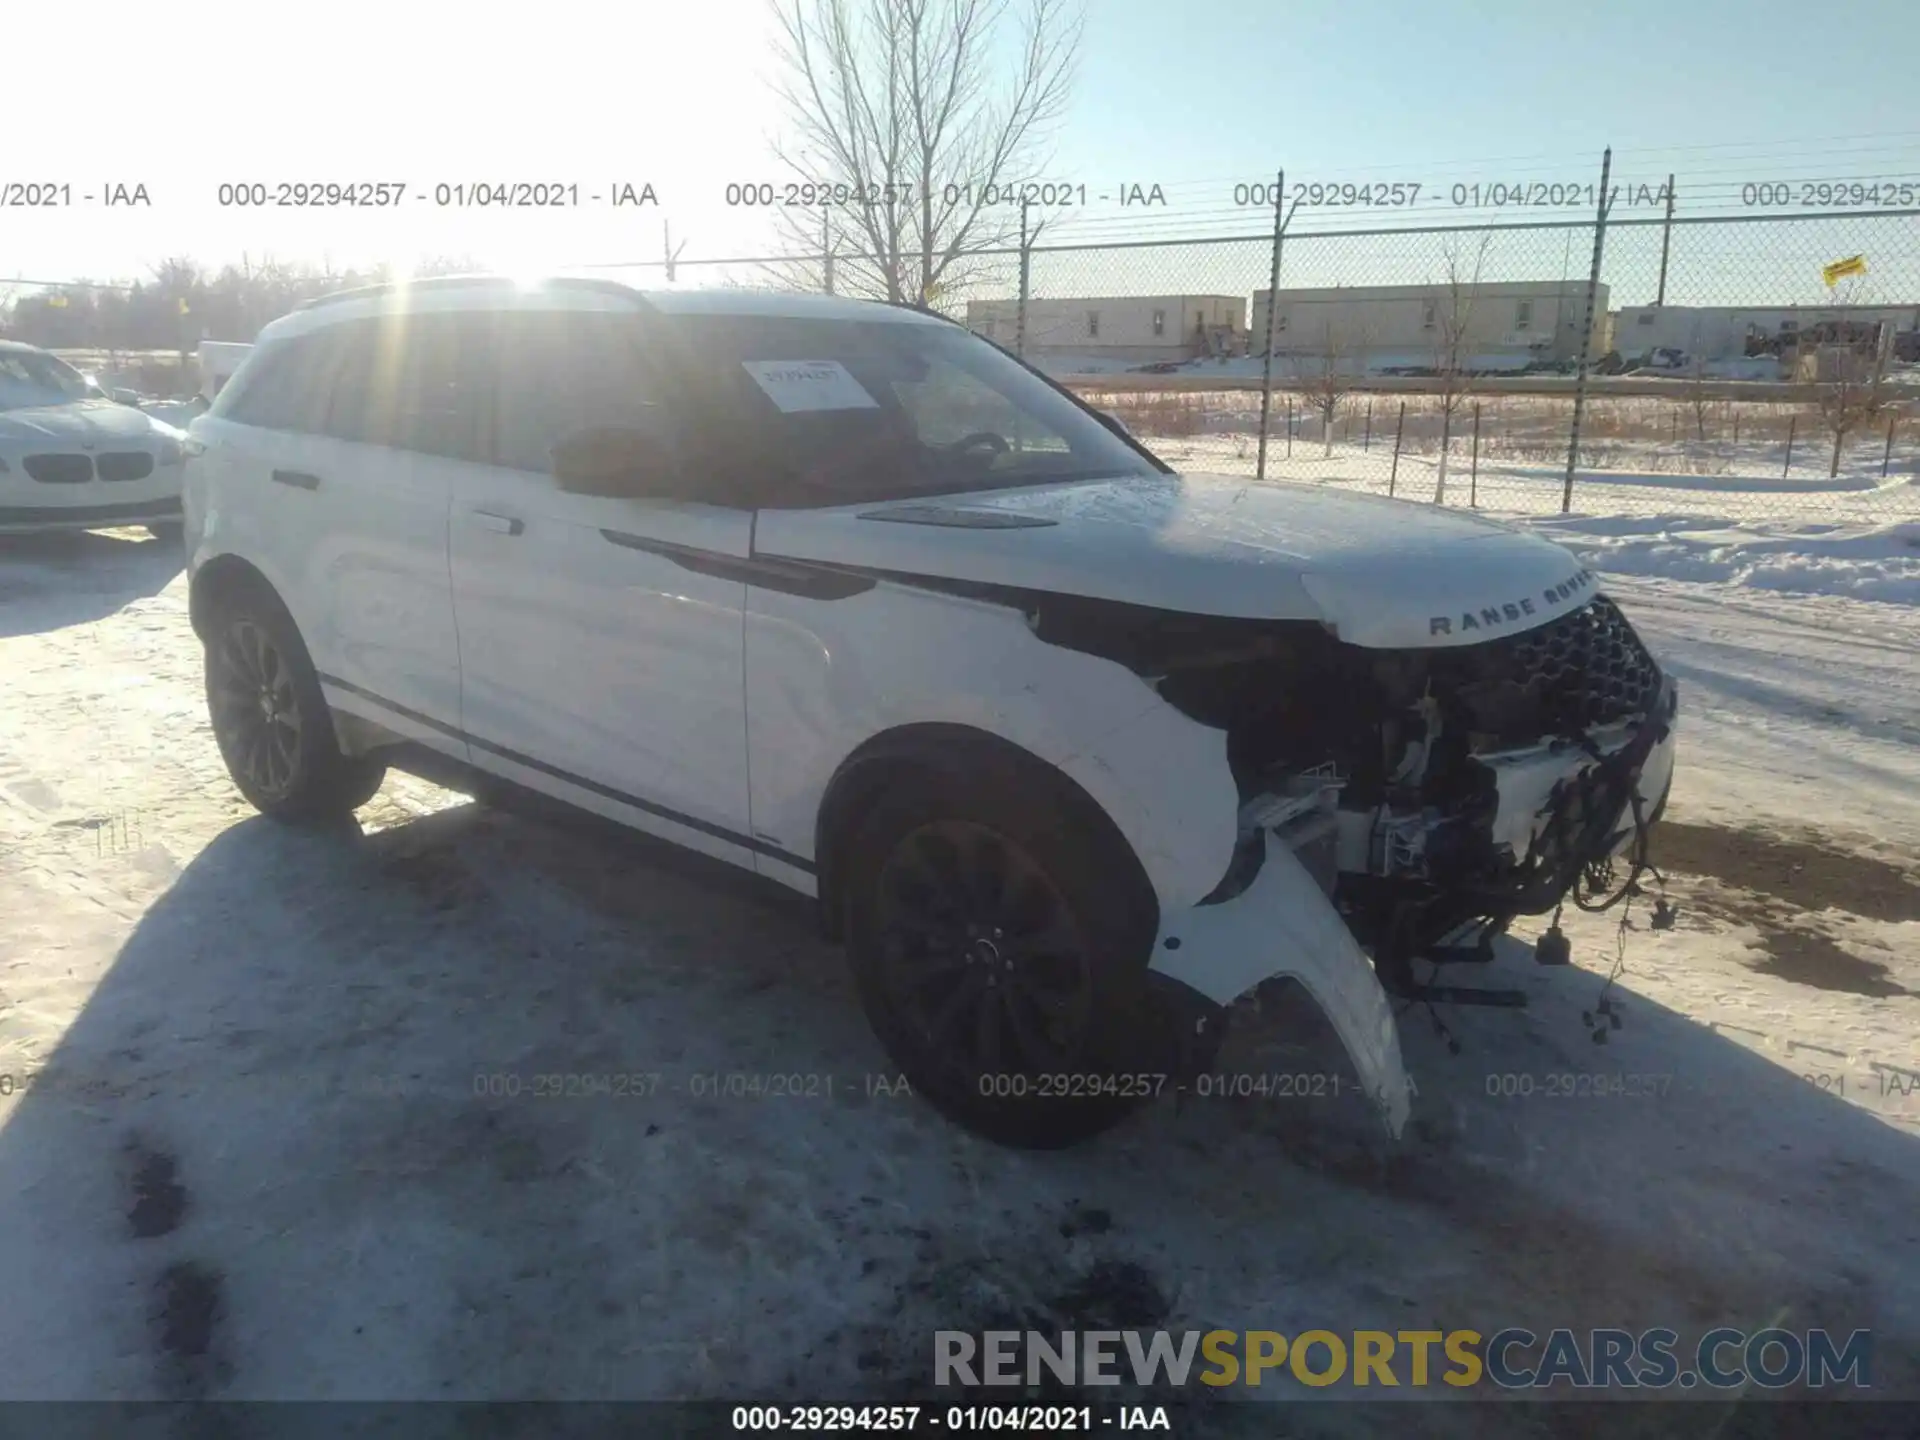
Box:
left=1143, top=428, right=1919, bottom=525
left=1532, top=514, right=1920, bottom=605
left=0, top=522, right=1915, bottom=1427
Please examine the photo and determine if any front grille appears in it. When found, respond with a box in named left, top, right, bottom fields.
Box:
left=96, top=451, right=154, bottom=482
left=23, top=453, right=93, bottom=485
left=1443, top=596, right=1663, bottom=740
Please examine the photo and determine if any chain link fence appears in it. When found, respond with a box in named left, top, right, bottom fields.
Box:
left=1029, top=207, right=1920, bottom=524
left=9, top=157, right=1914, bottom=526
left=586, top=175, right=1920, bottom=526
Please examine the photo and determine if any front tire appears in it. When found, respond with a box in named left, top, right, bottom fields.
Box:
left=843, top=752, right=1164, bottom=1149
left=203, top=590, right=386, bottom=821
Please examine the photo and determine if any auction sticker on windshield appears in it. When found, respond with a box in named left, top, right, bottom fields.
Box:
left=742, top=359, right=880, bottom=412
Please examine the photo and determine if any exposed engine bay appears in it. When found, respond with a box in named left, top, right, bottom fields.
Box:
left=1026, top=588, right=1678, bottom=1001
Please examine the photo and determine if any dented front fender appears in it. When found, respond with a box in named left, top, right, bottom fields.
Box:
left=1147, top=832, right=1412, bottom=1139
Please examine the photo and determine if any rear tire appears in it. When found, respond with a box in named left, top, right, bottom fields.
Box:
left=203, top=589, right=386, bottom=822
left=843, top=748, right=1165, bottom=1149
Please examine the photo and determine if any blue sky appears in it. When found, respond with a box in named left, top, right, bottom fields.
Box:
left=1054, top=0, right=1918, bottom=195
left=1037, top=0, right=1920, bottom=240
left=3, top=0, right=1916, bottom=306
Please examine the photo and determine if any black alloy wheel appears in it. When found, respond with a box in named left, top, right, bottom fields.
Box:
left=208, top=616, right=305, bottom=802
left=871, top=819, right=1097, bottom=1085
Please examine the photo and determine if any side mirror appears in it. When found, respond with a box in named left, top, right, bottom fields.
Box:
left=550, top=422, right=696, bottom=500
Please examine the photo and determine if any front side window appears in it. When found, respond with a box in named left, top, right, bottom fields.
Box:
left=0, top=348, right=94, bottom=411
left=656, top=313, right=1158, bottom=508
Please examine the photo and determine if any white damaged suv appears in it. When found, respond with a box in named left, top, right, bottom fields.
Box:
left=182, top=277, right=1677, bottom=1148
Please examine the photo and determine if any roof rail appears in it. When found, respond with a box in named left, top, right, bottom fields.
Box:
left=294, top=273, right=647, bottom=312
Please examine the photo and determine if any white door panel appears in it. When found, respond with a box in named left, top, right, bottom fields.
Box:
left=450, top=468, right=755, bottom=856
left=298, top=438, right=461, bottom=732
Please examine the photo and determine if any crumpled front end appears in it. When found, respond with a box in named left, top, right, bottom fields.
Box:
left=1139, top=592, right=1678, bottom=1139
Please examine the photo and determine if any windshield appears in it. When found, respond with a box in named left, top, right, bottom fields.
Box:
left=657, top=312, right=1161, bottom=506
left=0, top=349, right=92, bottom=411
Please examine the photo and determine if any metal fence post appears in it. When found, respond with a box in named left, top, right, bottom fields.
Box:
left=1884, top=413, right=1898, bottom=477
left=1562, top=146, right=1613, bottom=514
left=1783, top=414, right=1796, bottom=477
left=1470, top=402, right=1481, bottom=507
left=1016, top=200, right=1031, bottom=360
left=1654, top=172, right=1675, bottom=307
left=1256, top=168, right=1285, bottom=482
left=1389, top=401, right=1407, bottom=497
left=1286, top=395, right=1293, bottom=457
left=1363, top=398, right=1373, bottom=451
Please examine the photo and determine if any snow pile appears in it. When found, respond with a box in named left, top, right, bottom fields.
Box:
left=1525, top=514, right=1920, bottom=604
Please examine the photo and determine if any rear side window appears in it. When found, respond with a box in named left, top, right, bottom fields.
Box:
left=215, top=332, right=337, bottom=433
left=492, top=309, right=658, bottom=474
left=323, top=311, right=494, bottom=462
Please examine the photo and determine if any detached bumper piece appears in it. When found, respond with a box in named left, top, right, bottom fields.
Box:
left=1148, top=828, right=1414, bottom=1140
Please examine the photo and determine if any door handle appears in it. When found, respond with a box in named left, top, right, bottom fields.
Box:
left=271, top=469, right=320, bottom=490
left=468, top=509, right=525, bottom=536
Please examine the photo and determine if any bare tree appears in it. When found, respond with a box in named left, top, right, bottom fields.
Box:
left=1809, top=331, right=1895, bottom=478
left=1292, top=321, right=1367, bottom=457
left=766, top=0, right=1082, bottom=306
left=1800, top=275, right=1895, bottom=478
left=1682, top=319, right=1717, bottom=444
left=1427, top=235, right=1491, bottom=504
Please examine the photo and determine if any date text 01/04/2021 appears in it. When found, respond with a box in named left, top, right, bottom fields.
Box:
left=1229, top=180, right=1676, bottom=209
left=469, top=1072, right=910, bottom=1100
left=721, top=181, right=1166, bottom=208
left=729, top=1404, right=1171, bottom=1432
left=208, top=181, right=660, bottom=208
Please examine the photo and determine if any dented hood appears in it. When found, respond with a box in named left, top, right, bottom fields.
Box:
left=753, top=471, right=1598, bottom=649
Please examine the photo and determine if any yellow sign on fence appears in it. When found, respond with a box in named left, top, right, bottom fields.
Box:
left=1822, top=254, right=1868, bottom=287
